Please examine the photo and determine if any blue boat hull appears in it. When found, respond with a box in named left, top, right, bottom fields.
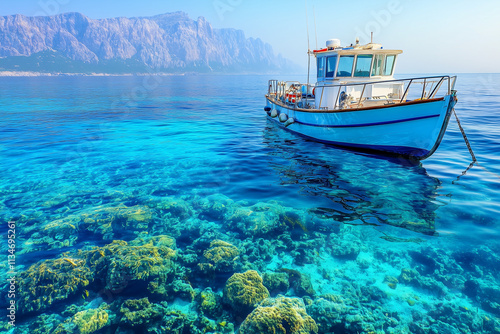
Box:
left=265, top=94, right=457, bottom=160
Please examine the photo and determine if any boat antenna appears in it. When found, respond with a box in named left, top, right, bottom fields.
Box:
left=313, top=5, right=318, bottom=49
left=305, top=0, right=311, bottom=89
left=371, top=32, right=373, bottom=44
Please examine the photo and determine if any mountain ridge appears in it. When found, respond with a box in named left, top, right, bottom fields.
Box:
left=0, top=11, right=296, bottom=74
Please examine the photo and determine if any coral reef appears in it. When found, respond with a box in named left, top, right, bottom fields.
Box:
left=195, top=287, right=223, bottom=319
left=330, top=233, right=361, bottom=260
left=119, top=298, right=164, bottom=328
left=16, top=235, right=177, bottom=314
left=155, top=196, right=194, bottom=220
left=80, top=204, right=153, bottom=239
left=305, top=296, right=351, bottom=333
left=53, top=306, right=109, bottom=334
left=71, top=307, right=109, bottom=334
left=277, top=269, right=315, bottom=297
left=239, top=296, right=318, bottom=334
left=223, top=270, right=270, bottom=314
left=10, top=193, right=500, bottom=334
left=22, top=215, right=80, bottom=253
left=224, top=201, right=309, bottom=238
left=262, top=272, right=290, bottom=296
left=200, top=239, right=240, bottom=273
left=17, top=256, right=93, bottom=314
left=87, top=239, right=176, bottom=293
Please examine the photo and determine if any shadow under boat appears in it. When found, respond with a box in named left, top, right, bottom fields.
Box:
left=262, top=119, right=443, bottom=236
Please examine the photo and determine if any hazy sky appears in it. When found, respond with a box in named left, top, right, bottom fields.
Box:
left=1, top=0, right=499, bottom=73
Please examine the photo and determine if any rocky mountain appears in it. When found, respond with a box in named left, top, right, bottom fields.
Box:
left=0, top=12, right=295, bottom=74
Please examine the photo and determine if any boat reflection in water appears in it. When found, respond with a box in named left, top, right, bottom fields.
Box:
left=262, top=119, right=443, bottom=236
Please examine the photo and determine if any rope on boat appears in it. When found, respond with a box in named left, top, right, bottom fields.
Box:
left=453, top=108, right=476, bottom=163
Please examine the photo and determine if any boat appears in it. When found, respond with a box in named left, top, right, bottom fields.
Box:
left=264, top=38, right=458, bottom=160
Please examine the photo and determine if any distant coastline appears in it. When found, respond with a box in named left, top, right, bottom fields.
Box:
left=0, top=12, right=297, bottom=75
left=0, top=71, right=296, bottom=77
left=0, top=71, right=180, bottom=77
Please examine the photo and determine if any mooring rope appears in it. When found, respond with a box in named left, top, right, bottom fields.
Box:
left=453, top=108, right=500, bottom=181
left=453, top=108, right=476, bottom=162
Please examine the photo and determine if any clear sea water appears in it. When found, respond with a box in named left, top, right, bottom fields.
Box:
left=1, top=74, right=499, bottom=333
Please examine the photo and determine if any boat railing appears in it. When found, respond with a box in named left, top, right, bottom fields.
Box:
left=326, top=75, right=456, bottom=110
left=268, top=80, right=315, bottom=107
left=268, top=75, right=457, bottom=110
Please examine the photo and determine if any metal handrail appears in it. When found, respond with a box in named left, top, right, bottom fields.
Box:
left=317, top=75, right=454, bottom=94
left=400, top=79, right=413, bottom=103
left=312, top=75, right=455, bottom=110
left=268, top=75, right=456, bottom=112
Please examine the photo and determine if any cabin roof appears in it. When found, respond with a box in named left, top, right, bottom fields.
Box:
left=313, top=45, right=403, bottom=56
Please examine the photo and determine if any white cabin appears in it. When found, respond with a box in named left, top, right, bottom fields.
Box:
left=313, top=39, right=403, bottom=109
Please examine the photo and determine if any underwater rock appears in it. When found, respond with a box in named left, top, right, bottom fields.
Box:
left=426, top=302, right=490, bottom=333
left=80, top=204, right=153, bottom=239
left=17, top=256, right=93, bottom=314
left=72, top=307, right=109, bottom=333
left=384, top=275, right=399, bottom=289
left=294, top=273, right=316, bottom=298
left=159, top=308, right=200, bottom=333
left=224, top=201, right=308, bottom=238
left=277, top=268, right=316, bottom=297
left=87, top=239, right=176, bottom=297
left=194, top=194, right=234, bottom=222
left=200, top=239, right=240, bottom=273
left=119, top=298, right=164, bottom=328
left=262, top=272, right=290, bottom=296
left=23, top=216, right=80, bottom=252
left=169, top=279, right=196, bottom=302
left=53, top=306, right=110, bottom=334
left=223, top=270, right=270, bottom=315
left=305, top=297, right=350, bottom=333
left=195, top=287, right=223, bottom=319
left=399, top=268, right=447, bottom=296
left=155, top=196, right=194, bottom=220
left=356, top=252, right=374, bottom=269
left=239, top=295, right=318, bottom=334
left=330, top=233, right=361, bottom=260
left=129, top=234, right=176, bottom=248
left=360, top=285, right=387, bottom=303
left=240, top=238, right=279, bottom=271
left=17, top=235, right=179, bottom=315
left=27, top=313, right=65, bottom=334
left=291, top=247, right=316, bottom=266
left=463, top=279, right=500, bottom=317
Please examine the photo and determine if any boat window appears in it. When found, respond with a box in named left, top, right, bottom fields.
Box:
left=354, top=55, right=372, bottom=77
left=325, top=56, right=337, bottom=78
left=383, top=55, right=396, bottom=76
left=371, top=54, right=384, bottom=76
left=317, top=57, right=325, bottom=79
left=336, top=55, right=355, bottom=77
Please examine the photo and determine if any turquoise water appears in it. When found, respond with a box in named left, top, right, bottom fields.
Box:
left=1, top=74, right=499, bottom=333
